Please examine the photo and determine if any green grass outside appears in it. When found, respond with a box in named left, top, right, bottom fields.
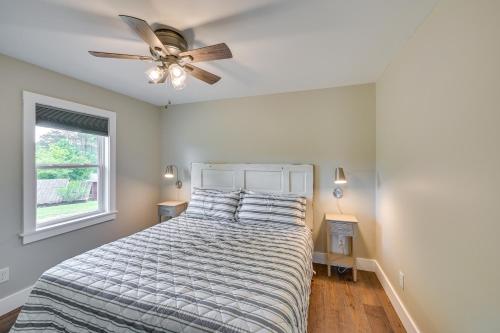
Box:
left=37, top=201, right=99, bottom=222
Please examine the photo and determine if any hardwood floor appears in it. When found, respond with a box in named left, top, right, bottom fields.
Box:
left=0, top=264, right=404, bottom=333
left=0, top=308, right=20, bottom=333
left=309, top=264, right=405, bottom=333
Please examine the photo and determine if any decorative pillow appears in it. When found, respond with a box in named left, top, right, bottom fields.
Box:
left=236, top=190, right=307, bottom=226
left=185, top=188, right=240, bottom=221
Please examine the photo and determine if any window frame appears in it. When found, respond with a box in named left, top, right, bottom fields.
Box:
left=22, top=91, right=116, bottom=244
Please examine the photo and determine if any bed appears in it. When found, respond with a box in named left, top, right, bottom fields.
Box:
left=12, top=163, right=314, bottom=333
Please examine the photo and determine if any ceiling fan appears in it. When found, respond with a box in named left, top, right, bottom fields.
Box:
left=89, top=15, right=232, bottom=90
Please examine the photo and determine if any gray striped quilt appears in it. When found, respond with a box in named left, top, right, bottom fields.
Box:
left=12, top=215, right=313, bottom=333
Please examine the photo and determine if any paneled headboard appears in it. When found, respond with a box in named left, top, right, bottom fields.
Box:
left=191, top=163, right=314, bottom=229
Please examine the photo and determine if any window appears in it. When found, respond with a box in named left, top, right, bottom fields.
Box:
left=36, top=127, right=102, bottom=224
left=23, top=92, right=116, bottom=244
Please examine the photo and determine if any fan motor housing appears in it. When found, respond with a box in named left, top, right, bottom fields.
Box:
left=152, top=29, right=188, bottom=57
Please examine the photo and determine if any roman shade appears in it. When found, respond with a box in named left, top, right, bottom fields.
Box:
left=36, top=103, right=109, bottom=136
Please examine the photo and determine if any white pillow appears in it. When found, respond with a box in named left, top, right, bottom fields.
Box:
left=185, top=188, right=240, bottom=221
left=236, top=190, right=306, bottom=226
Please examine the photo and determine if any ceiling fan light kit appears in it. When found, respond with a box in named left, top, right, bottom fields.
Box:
left=145, top=65, right=165, bottom=83
left=89, top=15, right=232, bottom=90
left=168, top=65, right=186, bottom=90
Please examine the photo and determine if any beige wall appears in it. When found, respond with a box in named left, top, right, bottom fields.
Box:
left=160, top=84, right=376, bottom=257
left=0, top=54, right=161, bottom=299
left=376, top=0, right=500, bottom=331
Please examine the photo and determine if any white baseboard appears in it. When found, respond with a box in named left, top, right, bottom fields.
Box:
left=312, top=252, right=420, bottom=333
left=0, top=285, right=32, bottom=316
left=373, top=261, right=420, bottom=333
left=312, top=251, right=376, bottom=272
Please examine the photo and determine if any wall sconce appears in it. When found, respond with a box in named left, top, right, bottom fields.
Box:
left=333, top=167, right=347, bottom=214
left=333, top=167, right=346, bottom=198
left=164, top=165, right=182, bottom=189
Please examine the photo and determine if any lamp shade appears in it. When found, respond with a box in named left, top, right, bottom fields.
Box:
left=334, top=167, right=347, bottom=184
left=164, top=165, right=183, bottom=189
left=164, top=165, right=175, bottom=178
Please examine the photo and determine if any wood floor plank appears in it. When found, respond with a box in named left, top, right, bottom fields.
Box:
left=366, top=270, right=406, bottom=333
left=364, top=304, right=394, bottom=333
left=0, top=308, right=20, bottom=333
left=345, top=272, right=372, bottom=332
left=1, top=264, right=405, bottom=333
left=334, top=278, right=356, bottom=333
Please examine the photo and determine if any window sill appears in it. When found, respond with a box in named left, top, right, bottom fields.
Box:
left=20, top=211, right=117, bottom=245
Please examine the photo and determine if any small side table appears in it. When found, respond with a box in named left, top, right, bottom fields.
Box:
left=157, top=201, right=187, bottom=222
left=325, top=213, right=359, bottom=282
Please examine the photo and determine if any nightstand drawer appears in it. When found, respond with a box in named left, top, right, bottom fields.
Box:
left=159, top=205, right=177, bottom=217
left=330, top=222, right=354, bottom=236
left=157, top=201, right=188, bottom=222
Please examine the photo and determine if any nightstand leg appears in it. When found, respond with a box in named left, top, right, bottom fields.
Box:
left=353, top=266, right=357, bottom=282
left=327, top=264, right=331, bottom=277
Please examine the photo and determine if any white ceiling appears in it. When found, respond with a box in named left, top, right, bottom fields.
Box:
left=0, top=0, right=437, bottom=106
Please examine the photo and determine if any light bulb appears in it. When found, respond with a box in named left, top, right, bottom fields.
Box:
left=171, top=76, right=187, bottom=90
left=145, top=66, right=164, bottom=83
left=169, top=63, right=186, bottom=80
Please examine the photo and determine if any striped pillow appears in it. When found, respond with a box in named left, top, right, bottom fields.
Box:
left=185, top=188, right=240, bottom=221
left=237, top=190, right=307, bottom=226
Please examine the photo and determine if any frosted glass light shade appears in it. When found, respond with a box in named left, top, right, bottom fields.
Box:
left=164, top=165, right=175, bottom=178
left=334, top=167, right=347, bottom=184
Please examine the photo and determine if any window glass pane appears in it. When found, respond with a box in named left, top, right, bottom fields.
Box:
left=36, top=126, right=99, bottom=165
left=35, top=126, right=101, bottom=224
left=36, top=167, right=100, bottom=223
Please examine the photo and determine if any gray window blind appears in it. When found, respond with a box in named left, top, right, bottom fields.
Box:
left=36, top=103, right=109, bottom=136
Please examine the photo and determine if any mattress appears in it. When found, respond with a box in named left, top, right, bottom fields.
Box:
left=11, top=215, right=313, bottom=333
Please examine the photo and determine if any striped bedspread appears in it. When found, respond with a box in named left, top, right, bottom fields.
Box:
left=12, top=215, right=313, bottom=333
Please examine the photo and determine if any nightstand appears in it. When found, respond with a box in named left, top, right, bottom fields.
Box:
left=157, top=201, right=187, bottom=222
left=325, top=213, right=359, bottom=282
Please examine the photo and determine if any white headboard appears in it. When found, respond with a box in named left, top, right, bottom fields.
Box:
left=191, top=163, right=314, bottom=229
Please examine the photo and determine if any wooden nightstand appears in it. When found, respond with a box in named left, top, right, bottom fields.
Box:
left=157, top=201, right=187, bottom=222
left=325, top=213, right=359, bottom=281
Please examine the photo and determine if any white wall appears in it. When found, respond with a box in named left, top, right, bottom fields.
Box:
left=376, top=0, right=500, bottom=331
left=0, top=54, right=161, bottom=299
left=160, top=84, right=376, bottom=257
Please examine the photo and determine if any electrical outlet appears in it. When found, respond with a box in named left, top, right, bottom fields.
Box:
left=0, top=267, right=9, bottom=284
left=399, top=271, right=405, bottom=290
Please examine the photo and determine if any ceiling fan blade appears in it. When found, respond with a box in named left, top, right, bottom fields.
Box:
left=185, top=64, right=221, bottom=85
left=89, top=51, right=153, bottom=61
left=179, top=43, right=232, bottom=63
left=119, top=15, right=169, bottom=56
